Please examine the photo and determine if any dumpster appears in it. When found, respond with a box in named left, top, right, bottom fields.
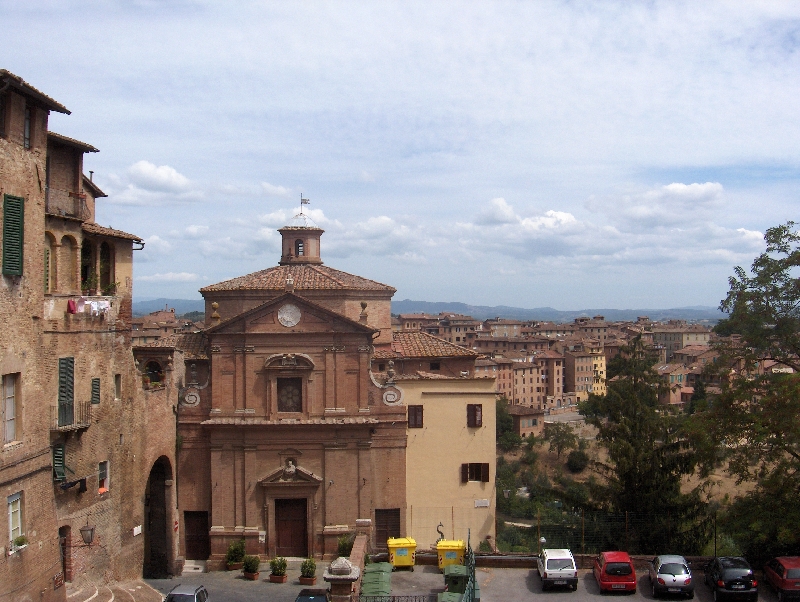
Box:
left=444, top=564, right=469, bottom=594
left=437, top=593, right=463, bottom=602
left=437, top=539, right=466, bottom=570
left=387, top=537, right=417, bottom=571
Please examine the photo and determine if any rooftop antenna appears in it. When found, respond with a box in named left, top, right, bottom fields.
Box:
left=300, top=193, right=310, bottom=214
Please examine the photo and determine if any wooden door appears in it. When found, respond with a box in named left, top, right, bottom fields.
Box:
left=375, top=508, right=401, bottom=550
left=184, top=511, right=210, bottom=560
left=275, top=498, right=307, bottom=557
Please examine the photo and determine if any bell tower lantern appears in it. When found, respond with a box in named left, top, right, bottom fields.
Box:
left=278, top=203, right=324, bottom=265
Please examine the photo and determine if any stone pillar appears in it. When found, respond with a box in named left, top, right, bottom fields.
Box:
left=324, top=557, right=361, bottom=602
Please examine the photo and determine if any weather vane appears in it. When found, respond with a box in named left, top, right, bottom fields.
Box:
left=300, top=193, right=310, bottom=214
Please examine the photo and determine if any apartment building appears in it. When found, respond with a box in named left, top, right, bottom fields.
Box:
left=651, top=321, right=712, bottom=360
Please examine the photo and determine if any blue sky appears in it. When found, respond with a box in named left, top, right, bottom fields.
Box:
left=5, top=1, right=799, bottom=309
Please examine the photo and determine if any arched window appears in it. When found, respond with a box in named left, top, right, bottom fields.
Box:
left=294, top=239, right=304, bottom=256
left=144, top=361, right=163, bottom=384
left=99, top=242, right=114, bottom=294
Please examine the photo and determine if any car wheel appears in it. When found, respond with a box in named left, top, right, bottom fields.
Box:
left=573, top=584, right=578, bottom=591
left=652, top=583, right=658, bottom=599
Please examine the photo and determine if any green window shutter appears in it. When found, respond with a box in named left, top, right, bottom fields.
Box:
left=58, top=357, right=74, bottom=426
left=44, top=248, right=50, bottom=292
left=3, top=195, right=24, bottom=276
left=53, top=444, right=66, bottom=481
left=91, top=378, right=100, bottom=404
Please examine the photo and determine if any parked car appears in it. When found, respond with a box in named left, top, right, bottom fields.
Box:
left=704, top=557, right=758, bottom=602
left=764, top=556, right=800, bottom=602
left=294, top=589, right=331, bottom=602
left=648, top=555, right=694, bottom=599
left=164, top=584, right=209, bottom=602
left=593, top=551, right=637, bottom=594
left=537, top=548, right=579, bottom=591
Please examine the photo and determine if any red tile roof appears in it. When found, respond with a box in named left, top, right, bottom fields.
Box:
left=134, top=332, right=209, bottom=359
left=385, top=332, right=479, bottom=359
left=0, top=69, right=70, bottom=114
left=82, top=222, right=142, bottom=242
left=48, top=131, right=99, bottom=153
left=200, top=264, right=395, bottom=293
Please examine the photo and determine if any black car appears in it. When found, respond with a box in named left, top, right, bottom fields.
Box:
left=704, top=557, right=758, bottom=602
left=295, top=589, right=330, bottom=602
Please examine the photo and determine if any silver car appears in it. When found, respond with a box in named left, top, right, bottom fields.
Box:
left=648, top=555, right=694, bottom=599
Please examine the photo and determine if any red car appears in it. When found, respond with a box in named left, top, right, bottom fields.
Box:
left=764, top=557, right=800, bottom=602
left=594, top=551, right=637, bottom=593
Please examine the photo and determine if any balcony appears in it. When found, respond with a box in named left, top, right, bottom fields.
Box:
left=50, top=401, right=92, bottom=432
left=45, top=187, right=90, bottom=221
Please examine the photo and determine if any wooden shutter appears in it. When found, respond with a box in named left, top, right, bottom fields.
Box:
left=467, top=404, right=483, bottom=427
left=481, top=463, right=490, bottom=483
left=44, top=248, right=50, bottom=292
left=53, top=444, right=66, bottom=481
left=461, top=463, right=469, bottom=483
left=91, top=378, right=100, bottom=404
left=3, top=195, right=24, bottom=276
left=408, top=405, right=423, bottom=428
left=58, top=357, right=74, bottom=426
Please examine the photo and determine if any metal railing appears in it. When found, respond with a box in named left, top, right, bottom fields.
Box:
left=359, top=597, right=436, bottom=602
left=50, top=401, right=92, bottom=431
left=45, top=188, right=90, bottom=221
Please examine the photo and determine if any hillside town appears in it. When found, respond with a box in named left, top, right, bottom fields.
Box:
left=2, top=69, right=798, bottom=602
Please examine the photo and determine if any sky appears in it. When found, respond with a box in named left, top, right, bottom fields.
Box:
left=4, top=1, right=799, bottom=310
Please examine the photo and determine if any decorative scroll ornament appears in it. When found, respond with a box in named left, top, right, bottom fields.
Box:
left=382, top=386, right=403, bottom=405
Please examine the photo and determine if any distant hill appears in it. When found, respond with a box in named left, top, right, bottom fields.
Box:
left=133, top=298, right=204, bottom=317
left=391, top=299, right=724, bottom=323
left=133, top=297, right=724, bottom=323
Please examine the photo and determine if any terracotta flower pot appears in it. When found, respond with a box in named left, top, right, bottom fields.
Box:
left=299, top=576, right=317, bottom=585
left=269, top=573, right=288, bottom=583
left=243, top=571, right=260, bottom=581
left=227, top=562, right=243, bottom=571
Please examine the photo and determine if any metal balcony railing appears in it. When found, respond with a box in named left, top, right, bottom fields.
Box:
left=50, top=400, right=92, bottom=431
left=45, top=188, right=90, bottom=221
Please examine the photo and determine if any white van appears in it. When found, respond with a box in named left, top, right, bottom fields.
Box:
left=537, top=548, right=579, bottom=591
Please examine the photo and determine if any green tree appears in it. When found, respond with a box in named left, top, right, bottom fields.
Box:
left=706, top=222, right=800, bottom=560
left=496, top=396, right=522, bottom=451
left=580, top=336, right=710, bottom=554
left=543, top=422, right=578, bottom=459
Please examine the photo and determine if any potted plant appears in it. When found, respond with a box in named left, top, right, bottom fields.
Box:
left=9, top=535, right=28, bottom=554
left=269, top=556, right=288, bottom=583
left=242, top=554, right=261, bottom=580
left=225, top=539, right=245, bottom=570
left=299, top=558, right=316, bottom=585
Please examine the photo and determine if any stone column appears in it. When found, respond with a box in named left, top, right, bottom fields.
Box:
left=324, top=557, right=361, bottom=602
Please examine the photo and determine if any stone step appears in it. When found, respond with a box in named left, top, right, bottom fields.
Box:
left=182, top=560, right=207, bottom=574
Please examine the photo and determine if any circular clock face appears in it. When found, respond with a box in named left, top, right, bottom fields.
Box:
left=278, top=304, right=301, bottom=327
left=183, top=388, right=200, bottom=406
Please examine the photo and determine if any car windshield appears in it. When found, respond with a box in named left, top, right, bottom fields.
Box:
left=606, top=562, right=633, bottom=576
left=787, top=569, right=800, bottom=579
left=660, top=563, right=689, bottom=576
left=548, top=558, right=575, bottom=570
left=165, top=595, right=195, bottom=602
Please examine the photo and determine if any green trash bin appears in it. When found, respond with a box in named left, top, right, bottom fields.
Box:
left=364, top=562, right=393, bottom=574
left=444, top=564, right=469, bottom=594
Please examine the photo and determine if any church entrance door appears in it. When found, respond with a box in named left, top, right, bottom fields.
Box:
left=275, top=498, right=307, bottom=557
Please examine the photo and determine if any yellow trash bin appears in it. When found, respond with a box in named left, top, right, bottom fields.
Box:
left=436, top=539, right=466, bottom=570
left=387, top=537, right=417, bottom=571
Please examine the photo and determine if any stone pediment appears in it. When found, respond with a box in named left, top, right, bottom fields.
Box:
left=206, top=292, right=376, bottom=336
left=259, top=462, right=323, bottom=488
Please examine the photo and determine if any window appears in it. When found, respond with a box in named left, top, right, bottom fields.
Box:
left=23, top=105, right=32, bottom=149
left=408, top=405, right=423, bottom=428
left=295, top=239, right=304, bottom=256
left=58, top=357, right=74, bottom=427
left=3, top=195, right=24, bottom=276
left=91, top=378, right=100, bottom=404
left=429, top=362, right=440, bottom=371
left=144, top=361, right=163, bottom=384
left=53, top=444, right=66, bottom=482
left=98, top=461, right=109, bottom=494
left=7, top=492, right=22, bottom=543
left=3, top=373, right=19, bottom=443
left=467, top=404, right=483, bottom=427
left=114, top=374, right=121, bottom=400
left=461, top=463, right=490, bottom=483
left=277, top=377, right=302, bottom=412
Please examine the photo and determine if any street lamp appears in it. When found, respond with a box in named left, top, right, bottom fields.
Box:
left=79, top=515, right=95, bottom=546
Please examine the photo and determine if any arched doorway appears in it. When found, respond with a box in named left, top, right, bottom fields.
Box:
left=143, top=456, right=172, bottom=578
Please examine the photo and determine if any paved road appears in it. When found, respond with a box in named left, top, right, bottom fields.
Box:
left=146, top=565, right=779, bottom=602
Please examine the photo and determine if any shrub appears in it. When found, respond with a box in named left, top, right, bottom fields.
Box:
left=566, top=449, right=589, bottom=473
left=270, top=556, right=287, bottom=576
left=478, top=539, right=493, bottom=553
left=225, top=539, right=245, bottom=564
left=13, top=535, right=28, bottom=548
left=338, top=532, right=355, bottom=557
left=300, top=557, right=316, bottom=578
left=242, top=554, right=261, bottom=574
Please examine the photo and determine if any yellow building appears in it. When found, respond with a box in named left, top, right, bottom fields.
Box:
left=399, top=376, right=496, bottom=551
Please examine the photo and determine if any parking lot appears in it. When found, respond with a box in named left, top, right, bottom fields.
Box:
left=145, top=565, right=780, bottom=602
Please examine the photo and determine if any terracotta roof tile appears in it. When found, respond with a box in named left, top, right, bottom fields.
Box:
left=48, top=131, right=99, bottom=153
left=82, top=222, right=142, bottom=241
left=387, top=332, right=479, bottom=359
left=0, top=69, right=70, bottom=114
left=134, top=332, right=209, bottom=359
left=200, top=264, right=395, bottom=293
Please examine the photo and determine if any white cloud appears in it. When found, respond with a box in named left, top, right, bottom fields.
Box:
left=128, top=161, right=191, bottom=193
left=138, top=272, right=200, bottom=282
left=143, top=235, right=173, bottom=253
left=261, top=182, right=291, bottom=197
left=476, top=198, right=518, bottom=225
left=184, top=225, right=209, bottom=238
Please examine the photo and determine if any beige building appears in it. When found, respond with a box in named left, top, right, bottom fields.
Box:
left=651, top=322, right=711, bottom=360
left=401, top=377, right=496, bottom=550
